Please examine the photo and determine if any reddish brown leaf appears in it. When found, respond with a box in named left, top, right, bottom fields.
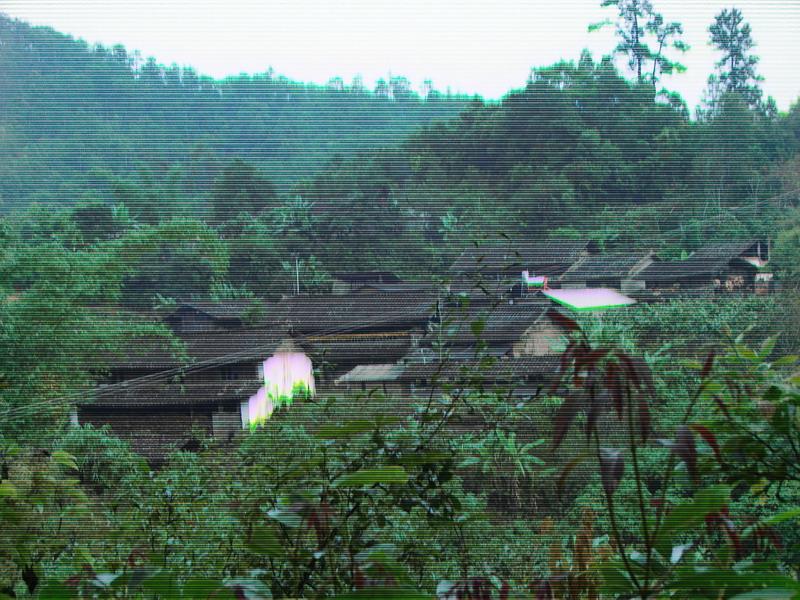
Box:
left=548, top=308, right=579, bottom=333
left=556, top=453, right=589, bottom=498
left=534, top=579, right=554, bottom=600
left=605, top=362, right=624, bottom=417
left=690, top=424, right=723, bottom=464
left=712, top=394, right=731, bottom=419
left=586, top=388, right=607, bottom=438
left=701, top=350, right=716, bottom=379
left=599, top=448, right=625, bottom=497
left=762, top=526, right=783, bottom=551
left=553, top=395, right=580, bottom=449
left=638, top=396, right=651, bottom=441
left=499, top=580, right=510, bottom=600
left=675, top=425, right=698, bottom=483
left=585, top=348, right=610, bottom=370
left=721, top=515, right=742, bottom=559
left=615, top=352, right=640, bottom=389
left=631, top=356, right=656, bottom=395
left=550, top=342, right=575, bottom=392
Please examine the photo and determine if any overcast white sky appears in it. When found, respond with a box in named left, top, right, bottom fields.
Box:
left=3, top=0, right=799, bottom=111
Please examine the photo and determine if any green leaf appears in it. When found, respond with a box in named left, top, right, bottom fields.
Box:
left=51, top=450, right=78, bottom=471
left=35, top=581, right=76, bottom=599
left=759, top=335, right=778, bottom=360
left=183, top=577, right=223, bottom=597
left=470, top=318, right=485, bottom=337
left=743, top=508, right=800, bottom=538
left=247, top=525, right=285, bottom=558
left=728, top=589, right=800, bottom=600
left=316, top=420, right=375, bottom=439
left=655, top=485, right=730, bottom=557
left=772, top=355, right=799, bottom=367
left=0, top=481, right=18, bottom=499
left=335, top=467, right=409, bottom=488
left=588, top=19, right=612, bottom=32
left=398, top=451, right=450, bottom=466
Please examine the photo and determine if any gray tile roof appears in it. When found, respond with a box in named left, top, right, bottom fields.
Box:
left=637, top=240, right=760, bottom=281
left=434, top=302, right=552, bottom=346
left=560, top=252, right=652, bottom=282
left=449, top=238, right=597, bottom=275
left=83, top=380, right=262, bottom=407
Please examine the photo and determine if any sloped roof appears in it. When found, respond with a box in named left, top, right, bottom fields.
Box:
left=449, top=239, right=597, bottom=275
left=336, top=364, right=406, bottom=384
left=308, top=332, right=414, bottom=365
left=399, top=356, right=560, bottom=382
left=355, top=283, right=439, bottom=295
left=83, top=380, right=262, bottom=407
left=179, top=301, right=257, bottom=320
left=333, top=271, right=402, bottom=283
left=435, top=302, right=552, bottom=346
left=265, top=293, right=438, bottom=333
left=560, top=252, right=652, bottom=282
left=637, top=240, right=760, bottom=281
left=107, top=329, right=292, bottom=369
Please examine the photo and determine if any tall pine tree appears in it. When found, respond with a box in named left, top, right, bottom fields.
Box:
left=706, top=8, right=763, bottom=111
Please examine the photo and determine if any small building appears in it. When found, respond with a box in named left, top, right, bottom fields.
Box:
left=80, top=329, right=313, bottom=463
left=634, top=240, right=771, bottom=293
left=431, top=302, right=569, bottom=359
left=558, top=252, right=654, bottom=294
left=162, top=301, right=262, bottom=333
left=449, top=238, right=600, bottom=281
left=331, top=272, right=402, bottom=294
left=265, top=292, right=438, bottom=335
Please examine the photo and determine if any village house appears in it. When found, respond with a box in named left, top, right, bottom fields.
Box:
left=334, top=356, right=561, bottom=416
left=558, top=251, right=655, bottom=294
left=331, top=271, right=403, bottom=294
left=431, top=302, right=569, bottom=359
left=449, top=238, right=600, bottom=282
left=78, top=326, right=303, bottom=462
left=632, top=239, right=771, bottom=295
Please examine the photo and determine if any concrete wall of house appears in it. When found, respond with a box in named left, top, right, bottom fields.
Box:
left=513, top=319, right=564, bottom=357
left=621, top=278, right=646, bottom=294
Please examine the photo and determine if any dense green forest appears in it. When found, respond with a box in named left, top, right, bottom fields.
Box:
left=4, top=10, right=800, bottom=290
left=3, top=1, right=800, bottom=597
left=0, top=14, right=468, bottom=208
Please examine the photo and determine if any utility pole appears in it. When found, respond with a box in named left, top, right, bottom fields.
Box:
left=295, top=255, right=300, bottom=295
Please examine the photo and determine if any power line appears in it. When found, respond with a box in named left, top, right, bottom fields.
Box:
left=0, top=294, right=452, bottom=422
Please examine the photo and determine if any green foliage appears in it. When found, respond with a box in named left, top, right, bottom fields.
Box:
left=594, top=0, right=688, bottom=87
left=0, top=14, right=466, bottom=210
left=707, top=8, right=764, bottom=111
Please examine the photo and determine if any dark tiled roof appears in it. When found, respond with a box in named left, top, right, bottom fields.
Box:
left=398, top=356, right=561, bottom=382
left=336, top=364, right=406, bottom=383
left=84, top=380, right=261, bottom=407
left=265, top=293, right=438, bottom=333
left=637, top=241, right=759, bottom=281
left=173, top=301, right=259, bottom=321
left=107, top=329, right=291, bottom=369
left=435, top=302, right=552, bottom=346
left=308, top=333, right=414, bottom=365
left=333, top=272, right=402, bottom=283
left=355, top=283, right=439, bottom=295
left=560, top=253, right=652, bottom=282
left=449, top=239, right=597, bottom=275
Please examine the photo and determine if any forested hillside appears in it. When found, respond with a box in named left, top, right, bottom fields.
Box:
left=296, top=52, right=800, bottom=275
left=0, top=14, right=467, bottom=209
left=5, top=3, right=800, bottom=597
